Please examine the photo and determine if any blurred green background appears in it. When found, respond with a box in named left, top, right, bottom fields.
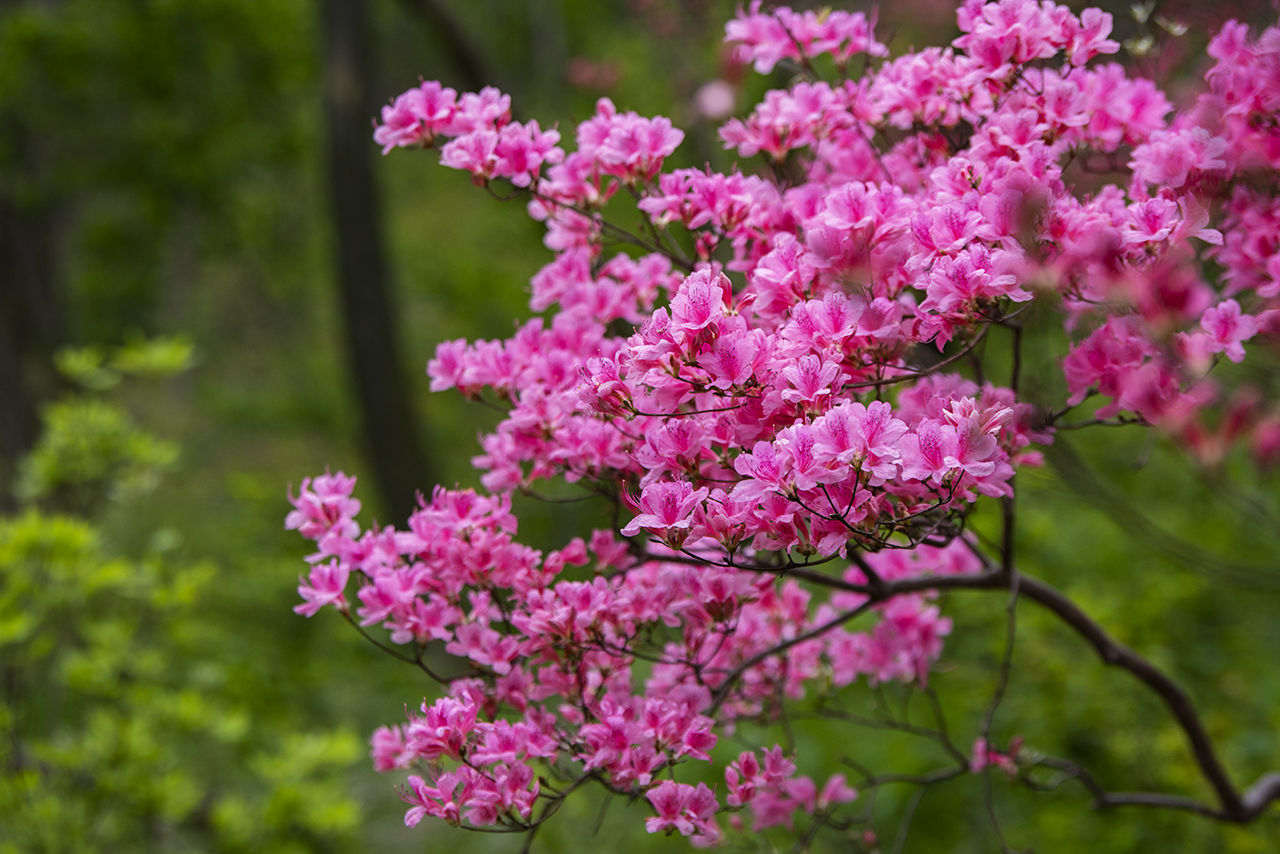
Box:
left=2, top=0, right=1278, bottom=851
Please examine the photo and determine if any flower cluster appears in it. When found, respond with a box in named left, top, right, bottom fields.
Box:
left=295, top=0, right=1280, bottom=846
left=725, top=2, right=887, bottom=73
left=289, top=474, right=972, bottom=835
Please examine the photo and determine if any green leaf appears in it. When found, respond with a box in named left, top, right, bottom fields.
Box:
left=54, top=346, right=121, bottom=390
left=111, top=335, right=196, bottom=378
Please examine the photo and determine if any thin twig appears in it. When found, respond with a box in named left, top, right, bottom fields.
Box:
left=341, top=611, right=456, bottom=683
left=708, top=601, right=875, bottom=714
left=981, top=573, right=1021, bottom=743
left=890, top=787, right=927, bottom=854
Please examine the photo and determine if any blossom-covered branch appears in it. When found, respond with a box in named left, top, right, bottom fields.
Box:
left=290, top=0, right=1280, bottom=847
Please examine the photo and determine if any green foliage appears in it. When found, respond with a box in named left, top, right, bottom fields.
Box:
left=22, top=339, right=197, bottom=513
left=0, top=350, right=363, bottom=853
left=0, top=0, right=317, bottom=342
left=54, top=335, right=197, bottom=388
left=15, top=397, right=177, bottom=513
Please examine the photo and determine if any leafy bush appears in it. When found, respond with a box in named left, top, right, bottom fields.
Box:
left=2, top=343, right=362, bottom=853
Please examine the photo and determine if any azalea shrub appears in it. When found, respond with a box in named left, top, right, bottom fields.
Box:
left=289, top=1, right=1280, bottom=849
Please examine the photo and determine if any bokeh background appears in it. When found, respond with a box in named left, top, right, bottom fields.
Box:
left=2, top=0, right=1279, bottom=851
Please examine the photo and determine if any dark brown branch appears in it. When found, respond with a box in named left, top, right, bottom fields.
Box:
left=1012, top=573, right=1271, bottom=821
left=881, top=568, right=1277, bottom=822
left=1031, top=755, right=1220, bottom=818
left=669, top=537, right=1279, bottom=824
left=842, top=762, right=968, bottom=791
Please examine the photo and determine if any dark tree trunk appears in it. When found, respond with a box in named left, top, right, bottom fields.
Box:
left=1, top=2, right=64, bottom=507
left=0, top=188, right=63, bottom=512
left=397, top=0, right=499, bottom=93
left=320, top=0, right=434, bottom=518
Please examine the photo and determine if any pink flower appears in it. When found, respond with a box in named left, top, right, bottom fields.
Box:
left=373, top=80, right=460, bottom=153
left=621, top=481, right=710, bottom=542
left=669, top=269, right=730, bottom=340
left=294, top=561, right=349, bottom=617
left=286, top=471, right=361, bottom=541
left=725, top=3, right=885, bottom=74
left=954, top=0, right=1067, bottom=69
left=405, top=695, right=480, bottom=761
left=1130, top=128, right=1229, bottom=189
left=818, top=773, right=858, bottom=808
left=453, top=86, right=511, bottom=133
left=971, top=736, right=1023, bottom=775
left=900, top=418, right=955, bottom=484
left=1201, top=299, right=1259, bottom=363
left=439, top=129, right=499, bottom=181
left=577, top=98, right=684, bottom=183
left=645, top=781, right=720, bottom=843
left=371, top=725, right=410, bottom=772
left=780, top=354, right=844, bottom=408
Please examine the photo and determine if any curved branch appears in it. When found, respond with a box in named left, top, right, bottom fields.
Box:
left=882, top=567, right=1278, bottom=822
left=1012, top=573, right=1273, bottom=822
left=1030, top=755, right=1225, bottom=819
left=340, top=611, right=459, bottom=684
left=677, top=542, right=1279, bottom=824
left=861, top=567, right=1278, bottom=823
left=631, top=525, right=1276, bottom=825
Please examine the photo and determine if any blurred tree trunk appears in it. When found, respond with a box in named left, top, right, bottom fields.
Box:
left=397, top=0, right=497, bottom=93
left=527, top=0, right=567, bottom=109
left=320, top=0, right=434, bottom=517
left=1, top=0, right=60, bottom=511
left=0, top=166, right=62, bottom=513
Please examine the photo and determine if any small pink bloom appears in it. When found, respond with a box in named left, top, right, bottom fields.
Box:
left=294, top=561, right=349, bottom=617
left=1201, top=299, right=1258, bottom=363
left=621, top=481, right=710, bottom=543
